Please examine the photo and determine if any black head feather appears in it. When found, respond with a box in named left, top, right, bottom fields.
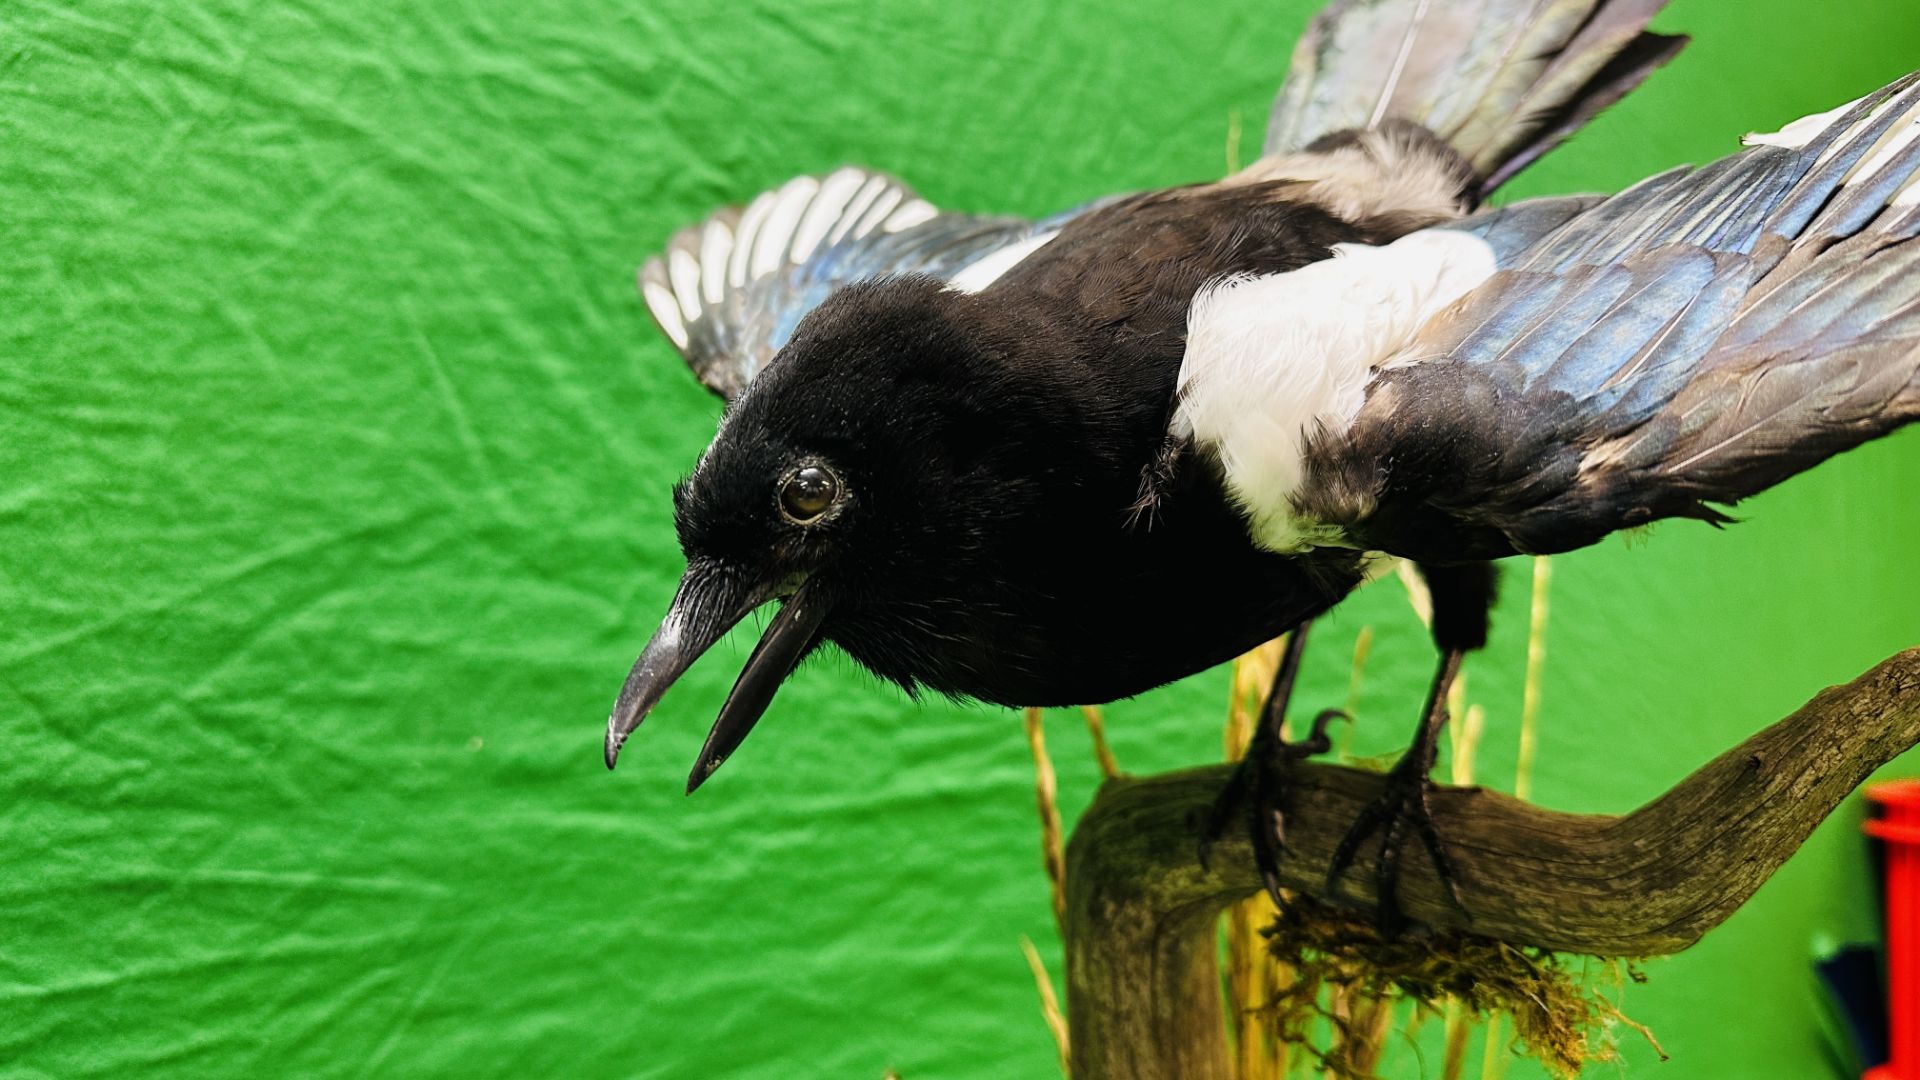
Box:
left=672, top=275, right=1362, bottom=706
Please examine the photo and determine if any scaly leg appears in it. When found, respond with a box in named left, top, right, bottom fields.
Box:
left=1324, top=648, right=1467, bottom=935
left=1200, top=622, right=1349, bottom=903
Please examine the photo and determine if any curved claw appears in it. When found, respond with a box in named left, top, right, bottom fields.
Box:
left=1292, top=707, right=1351, bottom=758
left=1197, top=707, right=1347, bottom=905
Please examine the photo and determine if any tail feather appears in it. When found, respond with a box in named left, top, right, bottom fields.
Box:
left=1265, top=0, right=1685, bottom=196
left=1472, top=0, right=1684, bottom=190
left=1444, top=2, right=1617, bottom=166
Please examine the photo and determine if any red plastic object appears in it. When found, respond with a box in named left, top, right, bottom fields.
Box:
left=1868, top=780, right=1920, bottom=1080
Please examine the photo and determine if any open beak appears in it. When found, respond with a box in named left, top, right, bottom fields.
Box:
left=602, top=565, right=830, bottom=791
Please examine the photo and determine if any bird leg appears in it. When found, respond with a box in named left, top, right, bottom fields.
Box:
left=1199, top=622, right=1349, bottom=903
left=1325, top=647, right=1468, bottom=935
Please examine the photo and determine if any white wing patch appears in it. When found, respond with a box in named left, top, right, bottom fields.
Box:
left=1745, top=88, right=1920, bottom=206
left=1743, top=96, right=1866, bottom=151
left=1173, top=230, right=1498, bottom=553
left=949, top=230, right=1059, bottom=293
left=640, top=167, right=945, bottom=353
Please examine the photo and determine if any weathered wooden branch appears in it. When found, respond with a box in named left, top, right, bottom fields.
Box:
left=1062, top=649, right=1920, bottom=1080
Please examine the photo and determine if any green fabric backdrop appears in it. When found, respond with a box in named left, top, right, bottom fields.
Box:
left=5, top=1, right=1919, bottom=1077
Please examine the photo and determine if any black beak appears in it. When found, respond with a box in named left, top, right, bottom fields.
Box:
left=602, top=566, right=830, bottom=791
left=684, top=581, right=830, bottom=793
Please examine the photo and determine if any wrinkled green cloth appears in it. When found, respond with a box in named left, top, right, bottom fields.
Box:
left=4, top=1, right=1919, bottom=1077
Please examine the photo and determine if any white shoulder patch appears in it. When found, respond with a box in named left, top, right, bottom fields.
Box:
left=1173, top=229, right=1497, bottom=553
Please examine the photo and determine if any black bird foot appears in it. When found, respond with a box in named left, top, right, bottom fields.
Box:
left=1324, top=760, right=1466, bottom=937
left=1199, top=708, right=1349, bottom=904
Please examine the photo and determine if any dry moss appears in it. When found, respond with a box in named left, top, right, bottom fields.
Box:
left=1255, top=895, right=1661, bottom=1079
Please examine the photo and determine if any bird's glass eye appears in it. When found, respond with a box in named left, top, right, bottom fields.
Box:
left=779, top=464, right=839, bottom=523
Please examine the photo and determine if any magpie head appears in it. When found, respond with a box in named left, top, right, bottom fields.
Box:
left=604, top=275, right=1079, bottom=788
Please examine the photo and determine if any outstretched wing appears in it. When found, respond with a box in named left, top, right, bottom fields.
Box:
left=639, top=168, right=1066, bottom=400
left=1181, top=73, right=1920, bottom=562
left=1321, top=73, right=1920, bottom=561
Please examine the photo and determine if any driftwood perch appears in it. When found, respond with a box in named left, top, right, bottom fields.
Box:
left=1062, top=649, right=1920, bottom=1080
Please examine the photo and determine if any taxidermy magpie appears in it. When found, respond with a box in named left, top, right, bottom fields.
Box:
left=607, top=0, right=1920, bottom=929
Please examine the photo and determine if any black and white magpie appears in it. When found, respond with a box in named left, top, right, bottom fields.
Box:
left=604, top=0, right=1920, bottom=926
